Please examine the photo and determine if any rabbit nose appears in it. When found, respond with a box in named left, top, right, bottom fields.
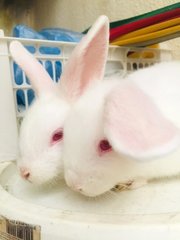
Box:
left=20, top=167, right=30, bottom=180
left=65, top=170, right=82, bottom=192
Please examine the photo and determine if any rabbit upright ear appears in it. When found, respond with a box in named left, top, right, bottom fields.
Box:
left=104, top=82, right=180, bottom=160
left=10, top=41, right=56, bottom=97
left=60, top=15, right=109, bottom=101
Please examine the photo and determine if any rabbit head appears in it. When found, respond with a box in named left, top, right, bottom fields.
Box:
left=10, top=41, right=70, bottom=185
left=62, top=16, right=180, bottom=197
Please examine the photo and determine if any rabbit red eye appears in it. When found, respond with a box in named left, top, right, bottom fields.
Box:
left=98, top=139, right=112, bottom=155
left=51, top=129, right=63, bottom=145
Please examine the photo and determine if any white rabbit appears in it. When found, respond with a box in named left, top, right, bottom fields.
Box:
left=10, top=41, right=71, bottom=185
left=61, top=16, right=180, bottom=197
left=9, top=16, right=111, bottom=186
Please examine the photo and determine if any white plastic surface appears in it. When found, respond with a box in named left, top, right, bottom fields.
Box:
left=1, top=163, right=180, bottom=240
left=0, top=32, right=18, bottom=162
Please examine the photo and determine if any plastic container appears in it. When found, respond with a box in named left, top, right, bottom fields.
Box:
left=0, top=29, right=177, bottom=240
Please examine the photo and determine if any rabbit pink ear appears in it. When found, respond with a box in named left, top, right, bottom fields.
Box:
left=104, top=82, right=180, bottom=160
left=9, top=41, right=56, bottom=97
left=60, top=15, right=109, bottom=101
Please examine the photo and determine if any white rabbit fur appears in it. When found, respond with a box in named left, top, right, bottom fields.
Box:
left=62, top=16, right=180, bottom=197
left=130, top=62, right=180, bottom=129
left=18, top=95, right=69, bottom=185
left=10, top=41, right=70, bottom=185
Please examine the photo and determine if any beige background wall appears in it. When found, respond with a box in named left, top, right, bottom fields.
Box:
left=0, top=0, right=34, bottom=36
left=34, top=0, right=180, bottom=59
left=0, top=0, right=179, bottom=59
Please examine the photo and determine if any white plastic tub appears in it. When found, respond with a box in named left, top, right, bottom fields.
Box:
left=1, top=162, right=180, bottom=240
left=0, top=29, right=178, bottom=240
